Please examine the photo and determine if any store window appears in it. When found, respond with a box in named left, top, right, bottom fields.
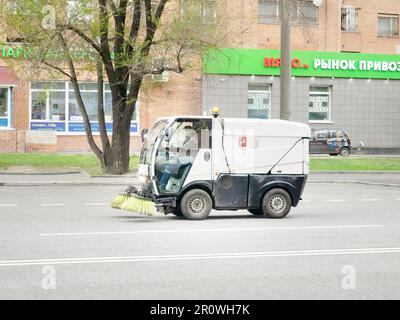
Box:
left=30, top=81, right=139, bottom=133
left=378, top=14, right=399, bottom=38
left=31, top=82, right=66, bottom=122
left=259, top=0, right=318, bottom=25
left=247, top=84, right=271, bottom=119
left=309, top=86, right=331, bottom=122
left=181, top=0, right=217, bottom=25
left=0, top=88, right=10, bottom=127
left=341, top=6, right=358, bottom=32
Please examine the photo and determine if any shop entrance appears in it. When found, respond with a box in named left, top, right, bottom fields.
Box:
left=247, top=84, right=271, bottom=119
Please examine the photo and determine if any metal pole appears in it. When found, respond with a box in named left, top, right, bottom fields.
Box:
left=280, top=0, right=292, bottom=120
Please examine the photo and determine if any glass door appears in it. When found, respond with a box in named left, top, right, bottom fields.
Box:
left=247, top=84, right=271, bottom=119
left=0, top=88, right=10, bottom=128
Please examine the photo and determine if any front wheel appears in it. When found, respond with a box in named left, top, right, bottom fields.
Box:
left=180, top=189, right=212, bottom=220
left=261, top=188, right=292, bottom=219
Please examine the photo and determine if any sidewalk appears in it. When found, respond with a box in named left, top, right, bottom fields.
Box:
left=0, top=171, right=399, bottom=187
left=0, top=172, right=137, bottom=186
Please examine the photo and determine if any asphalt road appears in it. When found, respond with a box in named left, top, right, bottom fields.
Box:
left=0, top=182, right=399, bottom=300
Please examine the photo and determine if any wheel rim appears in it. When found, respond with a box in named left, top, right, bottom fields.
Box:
left=341, top=149, right=349, bottom=156
left=268, top=194, right=286, bottom=214
left=189, top=196, right=206, bottom=215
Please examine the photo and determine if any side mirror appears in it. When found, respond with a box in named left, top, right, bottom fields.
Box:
left=163, top=127, right=173, bottom=142
left=141, top=128, right=148, bottom=142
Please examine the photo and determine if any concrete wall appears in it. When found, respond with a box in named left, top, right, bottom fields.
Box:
left=203, top=75, right=400, bottom=149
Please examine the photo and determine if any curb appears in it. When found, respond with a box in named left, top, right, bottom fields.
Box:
left=0, top=171, right=82, bottom=176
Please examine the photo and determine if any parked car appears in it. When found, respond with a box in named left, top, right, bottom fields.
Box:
left=310, top=129, right=351, bottom=156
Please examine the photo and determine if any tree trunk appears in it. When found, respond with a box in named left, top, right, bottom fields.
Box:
left=110, top=123, right=131, bottom=174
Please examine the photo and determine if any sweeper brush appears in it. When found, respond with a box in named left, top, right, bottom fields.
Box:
left=111, top=193, right=130, bottom=209
left=111, top=186, right=157, bottom=216
left=120, top=194, right=157, bottom=216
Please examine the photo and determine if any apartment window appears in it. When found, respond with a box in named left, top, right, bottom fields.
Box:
left=152, top=58, right=169, bottom=83
left=247, top=84, right=271, bottom=119
left=259, top=0, right=279, bottom=24
left=67, top=0, right=93, bottom=23
left=378, top=14, right=399, bottom=38
left=181, top=0, right=217, bottom=25
left=6, top=0, right=18, bottom=14
left=341, top=6, right=358, bottom=32
left=309, top=86, right=331, bottom=122
left=259, top=0, right=318, bottom=25
left=292, top=0, right=318, bottom=25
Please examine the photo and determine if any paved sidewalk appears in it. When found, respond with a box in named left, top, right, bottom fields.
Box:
left=0, top=172, right=137, bottom=186
left=0, top=171, right=399, bottom=187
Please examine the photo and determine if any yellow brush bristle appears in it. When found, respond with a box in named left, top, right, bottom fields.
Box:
left=120, top=195, right=156, bottom=216
left=111, top=194, right=130, bottom=209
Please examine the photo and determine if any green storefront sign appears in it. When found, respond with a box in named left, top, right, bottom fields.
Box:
left=203, top=48, right=400, bottom=80
left=0, top=46, right=114, bottom=61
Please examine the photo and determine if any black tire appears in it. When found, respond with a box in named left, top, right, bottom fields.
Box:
left=248, top=209, right=263, bottom=216
left=329, top=153, right=338, bottom=156
left=261, top=188, right=292, bottom=219
left=180, top=189, right=212, bottom=220
left=339, top=147, right=351, bottom=157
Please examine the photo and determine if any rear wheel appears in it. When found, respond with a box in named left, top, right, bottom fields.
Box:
left=180, top=189, right=212, bottom=220
left=339, top=147, right=350, bottom=157
left=261, top=188, right=292, bottom=219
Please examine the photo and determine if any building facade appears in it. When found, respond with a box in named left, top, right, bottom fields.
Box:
left=1, top=0, right=400, bottom=153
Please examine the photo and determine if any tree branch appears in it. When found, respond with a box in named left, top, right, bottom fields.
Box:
left=126, top=0, right=141, bottom=56
left=58, top=31, right=103, bottom=158
left=41, top=61, right=73, bottom=79
left=98, top=0, right=116, bottom=80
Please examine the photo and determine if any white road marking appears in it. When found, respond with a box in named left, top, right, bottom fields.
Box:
left=84, top=203, right=109, bottom=206
left=325, top=199, right=346, bottom=202
left=40, top=224, right=384, bottom=237
left=0, top=204, right=18, bottom=207
left=1, top=247, right=400, bottom=267
left=39, top=204, right=65, bottom=206
left=361, top=199, right=382, bottom=202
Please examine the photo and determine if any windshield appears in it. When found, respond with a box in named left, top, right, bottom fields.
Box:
left=139, top=120, right=168, bottom=165
left=154, top=119, right=211, bottom=194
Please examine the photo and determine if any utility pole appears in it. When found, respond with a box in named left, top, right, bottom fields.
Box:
left=280, top=0, right=292, bottom=120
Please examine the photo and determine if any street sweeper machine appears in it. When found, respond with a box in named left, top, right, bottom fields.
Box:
left=112, top=109, right=311, bottom=220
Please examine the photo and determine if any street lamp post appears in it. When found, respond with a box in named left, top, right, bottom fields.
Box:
left=279, top=0, right=324, bottom=121
left=280, top=0, right=292, bottom=121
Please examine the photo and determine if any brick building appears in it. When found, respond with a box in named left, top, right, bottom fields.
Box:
left=1, top=0, right=400, bottom=153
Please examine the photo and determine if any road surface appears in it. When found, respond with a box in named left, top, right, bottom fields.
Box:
left=0, top=182, right=399, bottom=299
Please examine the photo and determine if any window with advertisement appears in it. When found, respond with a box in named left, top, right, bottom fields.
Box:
left=29, top=81, right=139, bottom=134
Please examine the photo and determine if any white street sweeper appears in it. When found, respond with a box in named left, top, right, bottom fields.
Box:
left=112, top=108, right=311, bottom=220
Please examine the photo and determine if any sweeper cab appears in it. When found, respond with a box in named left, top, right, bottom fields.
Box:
left=113, top=110, right=311, bottom=220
